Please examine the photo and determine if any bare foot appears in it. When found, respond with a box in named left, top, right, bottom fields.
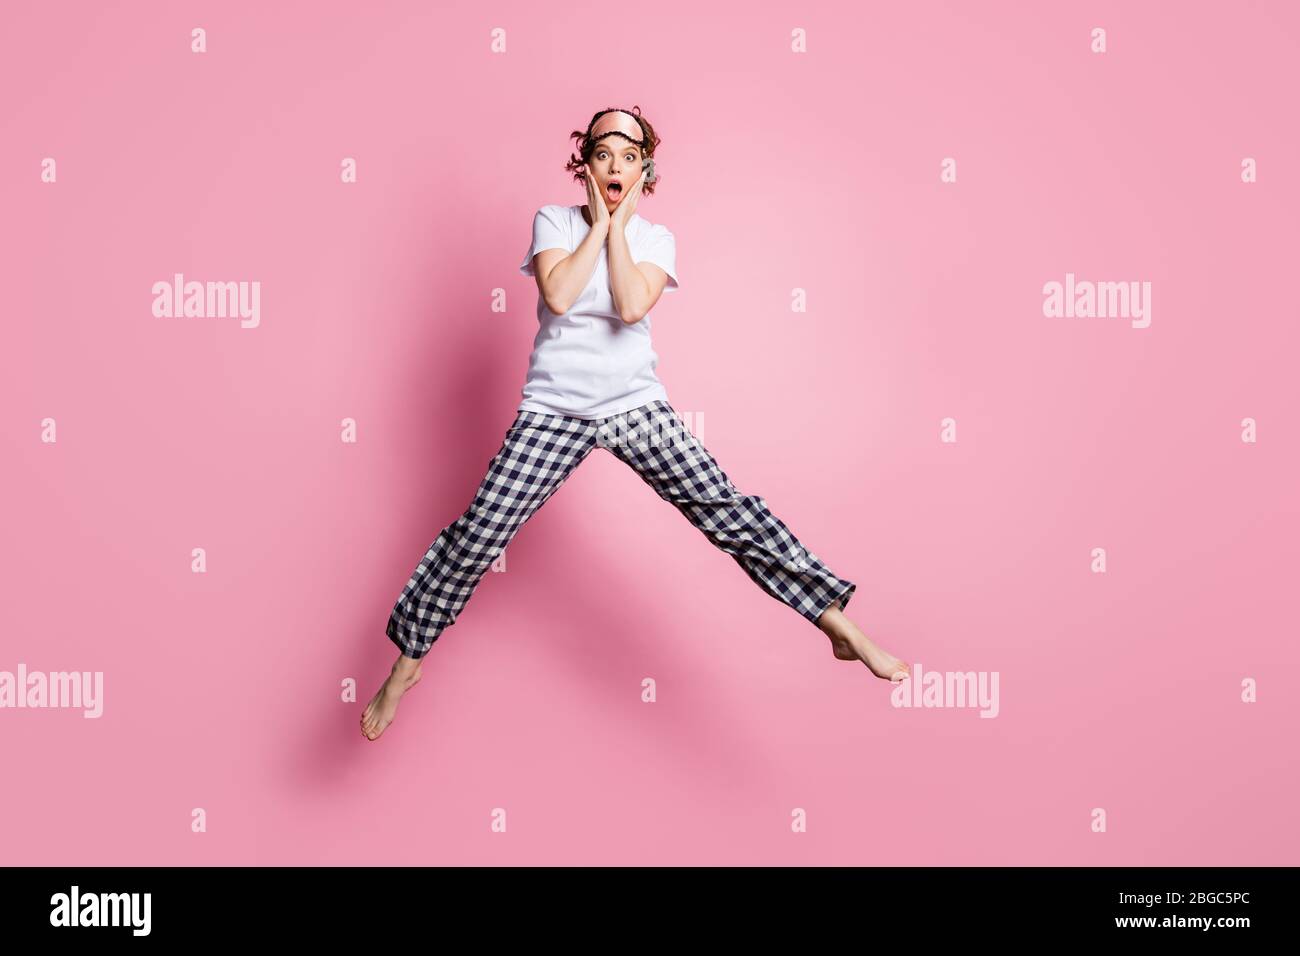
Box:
left=816, top=602, right=911, bottom=682
left=360, top=654, right=423, bottom=741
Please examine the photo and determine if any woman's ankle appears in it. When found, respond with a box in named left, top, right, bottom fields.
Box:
left=816, top=600, right=845, bottom=634
left=391, top=652, right=422, bottom=678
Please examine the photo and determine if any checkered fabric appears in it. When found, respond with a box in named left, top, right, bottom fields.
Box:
left=386, top=400, right=857, bottom=659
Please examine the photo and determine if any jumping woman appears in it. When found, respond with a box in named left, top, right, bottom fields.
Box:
left=361, top=106, right=910, bottom=741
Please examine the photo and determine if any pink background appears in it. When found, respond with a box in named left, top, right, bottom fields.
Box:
left=2, top=1, right=1297, bottom=865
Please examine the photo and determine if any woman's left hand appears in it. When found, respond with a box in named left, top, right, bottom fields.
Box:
left=609, top=168, right=647, bottom=230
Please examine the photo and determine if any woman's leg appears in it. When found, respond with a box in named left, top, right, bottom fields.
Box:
left=362, top=410, right=598, bottom=739
left=386, top=410, right=599, bottom=658
left=596, top=400, right=909, bottom=681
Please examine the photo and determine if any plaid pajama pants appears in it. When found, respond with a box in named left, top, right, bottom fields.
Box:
left=386, top=399, right=857, bottom=659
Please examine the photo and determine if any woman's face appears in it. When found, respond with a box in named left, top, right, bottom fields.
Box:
left=588, top=136, right=643, bottom=210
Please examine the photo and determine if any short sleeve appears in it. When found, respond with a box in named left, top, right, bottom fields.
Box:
left=634, top=224, right=679, bottom=293
left=519, top=205, right=571, bottom=277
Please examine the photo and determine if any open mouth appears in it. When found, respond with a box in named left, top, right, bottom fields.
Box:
left=605, top=180, right=623, bottom=200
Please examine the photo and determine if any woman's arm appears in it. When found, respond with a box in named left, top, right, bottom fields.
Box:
left=532, top=218, right=607, bottom=316
left=608, top=232, right=669, bottom=325
left=531, top=166, right=612, bottom=315
left=606, top=171, right=669, bottom=324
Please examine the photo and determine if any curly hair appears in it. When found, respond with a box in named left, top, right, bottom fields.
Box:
left=564, top=105, right=662, bottom=196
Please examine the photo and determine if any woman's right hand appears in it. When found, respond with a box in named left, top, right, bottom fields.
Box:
left=584, top=162, right=611, bottom=231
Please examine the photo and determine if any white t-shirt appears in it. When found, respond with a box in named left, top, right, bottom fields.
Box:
left=517, top=203, right=679, bottom=419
